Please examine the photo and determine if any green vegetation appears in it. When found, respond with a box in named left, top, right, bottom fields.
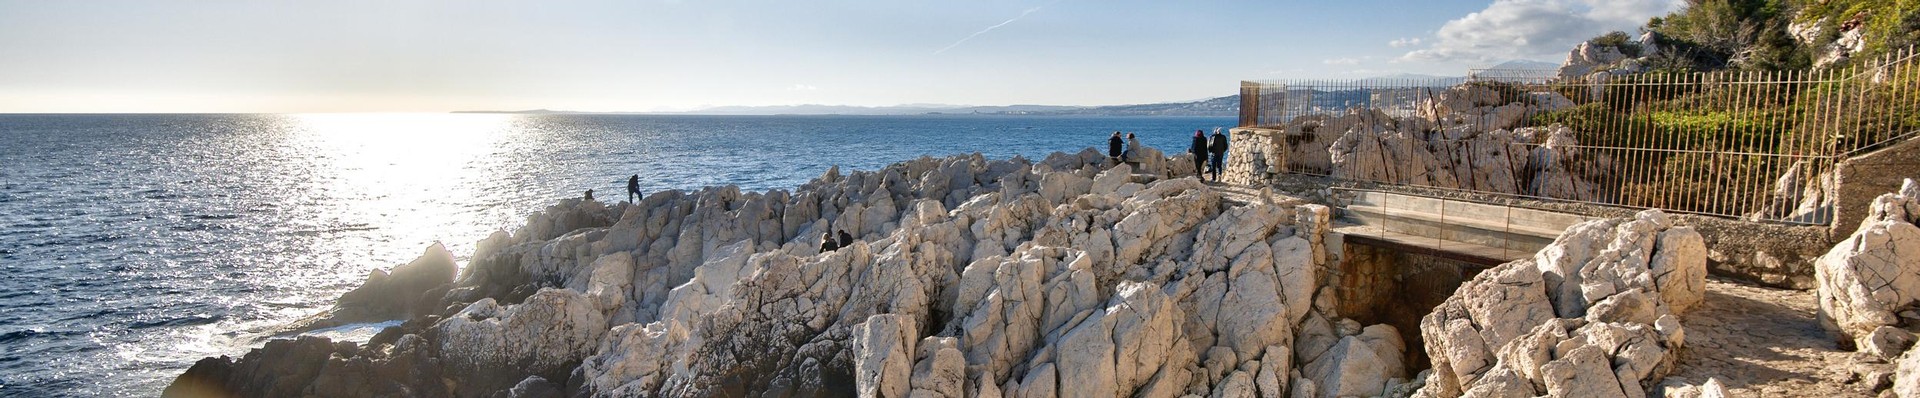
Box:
left=1646, top=0, right=1804, bottom=71
left=1626, top=0, right=1917, bottom=72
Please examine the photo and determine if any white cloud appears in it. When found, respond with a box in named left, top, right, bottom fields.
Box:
left=1398, top=0, right=1682, bottom=64
left=788, top=84, right=818, bottom=91
left=1389, top=37, right=1422, bottom=48
left=1323, top=57, right=1361, bottom=65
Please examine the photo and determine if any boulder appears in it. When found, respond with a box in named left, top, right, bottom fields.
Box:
left=910, top=336, right=967, bottom=398
left=1301, top=324, right=1406, bottom=398
left=1422, top=210, right=1700, bottom=396
left=1816, top=179, right=1920, bottom=350
left=855, top=314, right=918, bottom=398
left=1897, top=347, right=1920, bottom=398
left=283, top=243, right=459, bottom=334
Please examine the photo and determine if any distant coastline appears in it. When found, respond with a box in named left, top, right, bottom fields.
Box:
left=452, top=94, right=1241, bottom=117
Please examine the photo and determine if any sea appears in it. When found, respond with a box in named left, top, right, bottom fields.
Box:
left=0, top=113, right=1234, bottom=397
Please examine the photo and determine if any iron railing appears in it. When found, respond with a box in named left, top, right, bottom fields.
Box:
left=1236, top=46, right=1920, bottom=225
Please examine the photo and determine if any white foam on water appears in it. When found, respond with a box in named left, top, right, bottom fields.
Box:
left=301, top=320, right=404, bottom=344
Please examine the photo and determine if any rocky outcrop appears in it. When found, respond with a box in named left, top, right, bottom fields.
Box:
left=1559, top=41, right=1632, bottom=81
left=166, top=322, right=449, bottom=398
left=1224, top=83, right=1599, bottom=203
left=168, top=146, right=1424, bottom=398
left=1817, top=178, right=1920, bottom=355
left=279, top=243, right=459, bottom=334
left=1418, top=209, right=1705, bottom=397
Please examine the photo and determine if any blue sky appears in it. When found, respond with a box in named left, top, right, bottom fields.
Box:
left=0, top=0, right=1683, bottom=112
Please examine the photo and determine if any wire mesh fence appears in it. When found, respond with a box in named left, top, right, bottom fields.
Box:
left=1237, top=46, right=1920, bottom=225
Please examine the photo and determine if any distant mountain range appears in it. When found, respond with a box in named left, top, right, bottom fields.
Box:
left=457, top=62, right=1564, bottom=117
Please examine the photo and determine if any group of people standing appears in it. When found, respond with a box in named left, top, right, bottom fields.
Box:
left=1106, top=129, right=1229, bottom=182
left=1191, top=129, right=1229, bottom=182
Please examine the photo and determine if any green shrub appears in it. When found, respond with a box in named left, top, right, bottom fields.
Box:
left=1589, top=31, right=1645, bottom=58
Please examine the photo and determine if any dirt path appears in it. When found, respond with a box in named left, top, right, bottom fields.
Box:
left=1666, top=278, right=1887, bottom=397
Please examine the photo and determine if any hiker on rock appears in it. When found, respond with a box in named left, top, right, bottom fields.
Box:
left=627, top=174, right=643, bottom=203
left=1107, top=131, right=1124, bottom=165
left=1208, top=129, right=1229, bottom=182
left=583, top=189, right=595, bottom=201
left=838, top=229, right=854, bottom=249
left=1190, top=129, right=1210, bottom=181
left=820, top=232, right=839, bottom=253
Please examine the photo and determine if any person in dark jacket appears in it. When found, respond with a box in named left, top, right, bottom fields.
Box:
left=820, top=232, right=839, bottom=253
left=838, top=229, right=854, bottom=248
left=1107, top=131, right=1124, bottom=165
left=583, top=189, right=595, bottom=201
left=1208, top=129, right=1229, bottom=182
left=1189, top=130, right=1210, bottom=181
left=627, top=174, right=643, bottom=203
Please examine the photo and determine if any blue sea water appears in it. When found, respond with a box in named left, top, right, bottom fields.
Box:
left=0, top=113, right=1233, bottom=397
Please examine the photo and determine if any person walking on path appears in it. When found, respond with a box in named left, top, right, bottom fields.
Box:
left=820, top=232, right=839, bottom=253
left=1208, top=129, right=1229, bottom=182
left=1189, top=130, right=1210, bottom=181
left=627, top=175, right=643, bottom=203
left=1107, top=131, right=1124, bottom=165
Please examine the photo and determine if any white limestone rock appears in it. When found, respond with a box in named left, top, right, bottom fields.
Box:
left=1421, top=210, right=1700, bottom=397
left=1301, top=324, right=1406, bottom=398
left=1896, top=346, right=1920, bottom=398
left=248, top=149, right=1409, bottom=398
left=1046, top=281, right=1188, bottom=398
left=1865, top=326, right=1918, bottom=361
left=1817, top=179, right=1920, bottom=350
left=1560, top=41, right=1630, bottom=80
left=909, top=336, right=966, bottom=398
left=434, top=289, right=609, bottom=388
left=856, top=314, right=918, bottom=398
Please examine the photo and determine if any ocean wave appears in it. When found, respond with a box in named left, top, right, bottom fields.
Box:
left=128, top=313, right=226, bottom=329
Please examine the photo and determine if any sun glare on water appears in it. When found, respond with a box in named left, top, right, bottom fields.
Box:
left=286, top=113, right=516, bottom=251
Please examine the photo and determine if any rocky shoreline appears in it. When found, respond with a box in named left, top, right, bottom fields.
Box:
left=161, top=139, right=1919, bottom=397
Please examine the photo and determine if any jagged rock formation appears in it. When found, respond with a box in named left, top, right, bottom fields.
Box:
left=1221, top=83, right=1600, bottom=203
left=278, top=243, right=460, bottom=334
left=166, top=148, right=1426, bottom=398
left=1818, top=178, right=1920, bottom=355
left=1559, top=41, right=1636, bottom=81
left=1749, top=160, right=1839, bottom=225
left=1416, top=209, right=1706, bottom=397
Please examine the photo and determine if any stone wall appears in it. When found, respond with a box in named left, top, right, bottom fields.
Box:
left=1222, top=127, right=1285, bottom=186
left=1678, top=214, right=1830, bottom=289
left=1834, top=136, right=1920, bottom=236
left=1333, top=243, right=1474, bottom=370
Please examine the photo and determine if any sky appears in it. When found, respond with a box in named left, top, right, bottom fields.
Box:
left=0, top=0, right=1685, bottom=113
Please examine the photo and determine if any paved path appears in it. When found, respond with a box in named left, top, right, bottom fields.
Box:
left=1667, top=278, right=1886, bottom=396
left=1206, top=182, right=1269, bottom=205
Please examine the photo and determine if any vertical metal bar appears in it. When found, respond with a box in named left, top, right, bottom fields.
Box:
left=1735, top=70, right=1760, bottom=217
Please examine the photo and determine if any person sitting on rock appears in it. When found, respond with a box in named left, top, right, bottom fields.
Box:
left=1189, top=129, right=1209, bottom=181
left=1123, top=133, right=1141, bottom=164
left=627, top=174, right=643, bottom=203
left=583, top=189, right=594, bottom=201
left=820, top=232, right=839, bottom=253
left=837, top=229, right=854, bottom=249
left=1208, top=128, right=1229, bottom=182
left=1107, top=131, right=1124, bottom=165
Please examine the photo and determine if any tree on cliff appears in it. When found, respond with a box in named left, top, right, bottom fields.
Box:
left=1621, top=0, right=1920, bottom=72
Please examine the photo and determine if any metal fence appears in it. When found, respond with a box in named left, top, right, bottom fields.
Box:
left=1237, top=46, right=1920, bottom=225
